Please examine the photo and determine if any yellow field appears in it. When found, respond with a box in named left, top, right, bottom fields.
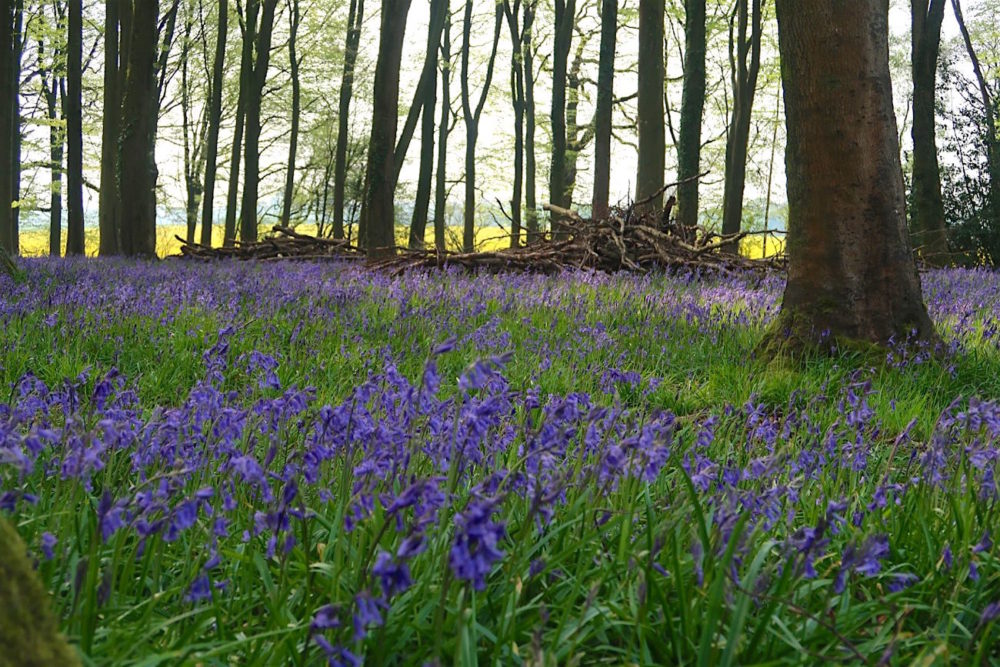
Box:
left=17, top=225, right=783, bottom=259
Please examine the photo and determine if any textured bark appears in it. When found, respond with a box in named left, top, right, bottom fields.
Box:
left=66, top=0, right=85, bottom=256
left=591, top=0, right=616, bottom=219
left=41, top=39, right=63, bottom=257
left=0, top=516, right=81, bottom=667
left=502, top=0, right=526, bottom=247
left=332, top=0, right=364, bottom=240
left=362, top=0, right=412, bottom=257
left=118, top=0, right=159, bottom=257
left=0, top=0, right=14, bottom=253
left=99, top=0, right=122, bottom=255
left=200, top=0, right=227, bottom=246
left=239, top=0, right=279, bottom=243
left=910, top=0, right=948, bottom=264
left=460, top=0, right=503, bottom=252
left=720, top=0, right=762, bottom=249
left=433, top=11, right=451, bottom=251
left=548, top=0, right=575, bottom=238
left=523, top=1, right=538, bottom=242
left=635, top=0, right=664, bottom=212
left=408, top=0, right=447, bottom=249
left=763, top=0, right=937, bottom=352
left=676, top=0, right=706, bottom=231
left=281, top=0, right=301, bottom=227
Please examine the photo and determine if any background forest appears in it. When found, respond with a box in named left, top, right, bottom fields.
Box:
left=1, top=0, right=998, bottom=261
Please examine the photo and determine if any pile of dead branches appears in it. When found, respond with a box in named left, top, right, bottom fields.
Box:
left=175, top=226, right=363, bottom=262
left=370, top=204, right=785, bottom=276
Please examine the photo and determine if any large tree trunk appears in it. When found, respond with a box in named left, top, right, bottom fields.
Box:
left=460, top=0, right=503, bottom=252
left=66, top=0, right=85, bottom=256
left=99, top=0, right=122, bottom=255
left=239, top=0, right=279, bottom=243
left=280, top=0, right=301, bottom=226
left=548, top=0, right=575, bottom=238
left=676, top=0, right=706, bottom=232
left=332, top=0, right=364, bottom=240
left=433, top=10, right=451, bottom=251
left=762, top=0, right=936, bottom=353
left=523, top=1, right=538, bottom=243
left=635, top=0, right=664, bottom=212
left=950, top=0, right=1000, bottom=259
left=910, top=0, right=948, bottom=265
left=408, top=0, right=448, bottom=249
left=720, top=0, right=762, bottom=250
left=362, top=0, right=412, bottom=258
left=591, top=0, right=616, bottom=219
left=200, top=0, right=227, bottom=247
left=118, top=0, right=159, bottom=257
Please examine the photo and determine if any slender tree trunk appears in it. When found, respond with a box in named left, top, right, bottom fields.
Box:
left=720, top=0, right=763, bottom=251
left=332, top=0, right=364, bottom=240
left=281, top=0, right=301, bottom=226
left=200, top=0, right=227, bottom=246
left=676, top=0, right=706, bottom=232
left=762, top=0, right=936, bottom=353
left=408, top=0, right=448, bottom=249
left=951, top=0, right=1000, bottom=250
left=181, top=21, right=198, bottom=243
left=118, top=0, right=160, bottom=257
left=910, top=0, right=948, bottom=264
left=362, top=0, right=413, bottom=257
left=460, top=0, right=503, bottom=252
left=523, top=1, right=537, bottom=242
left=433, top=10, right=451, bottom=251
left=548, top=0, right=575, bottom=238
left=591, top=0, right=616, bottom=219
left=636, top=0, right=665, bottom=213
left=66, top=0, right=85, bottom=255
left=43, top=64, right=63, bottom=257
left=224, top=1, right=253, bottom=247
left=99, top=0, right=122, bottom=255
left=239, top=0, right=279, bottom=243
left=503, top=0, right=525, bottom=247
left=0, top=0, right=12, bottom=254
left=10, top=0, right=21, bottom=253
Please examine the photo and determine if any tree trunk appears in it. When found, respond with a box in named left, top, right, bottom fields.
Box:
left=10, top=0, right=21, bottom=253
left=332, top=0, right=364, bottom=240
left=676, top=0, right=706, bottom=232
left=239, top=0, right=279, bottom=243
left=523, top=1, right=537, bottom=242
left=200, top=0, right=227, bottom=247
left=408, top=0, right=447, bottom=249
left=720, top=0, right=762, bottom=250
left=548, top=0, right=575, bottom=238
left=460, top=0, right=503, bottom=252
left=99, top=0, right=122, bottom=255
left=281, top=0, right=301, bottom=226
left=635, top=0, right=664, bottom=213
left=181, top=20, right=198, bottom=244
left=761, top=0, right=936, bottom=353
left=910, top=0, right=948, bottom=265
left=224, top=1, right=253, bottom=247
left=118, top=0, right=160, bottom=257
left=0, top=0, right=11, bottom=255
left=950, top=0, right=1000, bottom=259
left=433, top=10, right=452, bottom=251
left=362, top=0, right=412, bottom=257
left=42, top=58, right=63, bottom=256
left=502, top=0, right=526, bottom=248
left=591, top=0, right=616, bottom=219
left=66, top=0, right=85, bottom=255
